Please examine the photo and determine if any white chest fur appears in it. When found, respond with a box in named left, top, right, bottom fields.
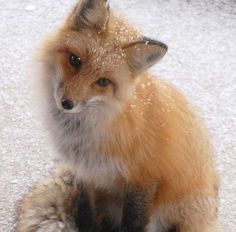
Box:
left=71, top=154, right=124, bottom=189
left=50, top=107, right=127, bottom=189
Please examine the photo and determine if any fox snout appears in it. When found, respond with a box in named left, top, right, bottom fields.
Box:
left=53, top=83, right=77, bottom=112
left=61, top=99, right=74, bottom=110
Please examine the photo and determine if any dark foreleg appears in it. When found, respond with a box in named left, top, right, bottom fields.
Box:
left=74, top=183, right=95, bottom=232
left=120, top=185, right=155, bottom=232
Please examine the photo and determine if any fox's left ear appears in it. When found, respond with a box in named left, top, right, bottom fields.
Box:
left=70, top=0, right=110, bottom=32
left=123, top=37, right=168, bottom=75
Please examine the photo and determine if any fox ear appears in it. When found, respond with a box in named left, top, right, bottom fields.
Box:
left=71, top=0, right=110, bottom=31
left=123, top=37, right=168, bottom=74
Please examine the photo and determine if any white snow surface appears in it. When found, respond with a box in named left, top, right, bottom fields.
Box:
left=0, top=0, right=235, bottom=231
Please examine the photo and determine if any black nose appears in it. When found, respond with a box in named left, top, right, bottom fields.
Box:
left=61, top=99, right=74, bottom=110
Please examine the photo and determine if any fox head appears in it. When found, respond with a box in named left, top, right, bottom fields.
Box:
left=39, top=0, right=167, bottom=118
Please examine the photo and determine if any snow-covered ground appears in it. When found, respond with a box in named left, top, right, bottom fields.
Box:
left=0, top=0, right=235, bottom=231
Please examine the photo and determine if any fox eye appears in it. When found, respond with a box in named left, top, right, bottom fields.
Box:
left=69, top=54, right=81, bottom=69
left=96, top=78, right=111, bottom=87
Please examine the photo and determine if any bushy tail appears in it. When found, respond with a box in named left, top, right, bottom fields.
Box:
left=16, top=166, right=78, bottom=232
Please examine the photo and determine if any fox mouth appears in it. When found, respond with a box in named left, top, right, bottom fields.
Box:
left=53, top=83, right=105, bottom=114
left=55, top=98, right=84, bottom=114
left=53, top=88, right=82, bottom=114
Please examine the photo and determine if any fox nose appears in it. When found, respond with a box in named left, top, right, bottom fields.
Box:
left=61, top=99, right=74, bottom=110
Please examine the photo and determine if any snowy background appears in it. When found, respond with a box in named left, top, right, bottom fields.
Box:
left=0, top=0, right=235, bottom=231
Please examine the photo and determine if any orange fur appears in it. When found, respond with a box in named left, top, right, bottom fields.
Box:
left=31, top=1, right=219, bottom=231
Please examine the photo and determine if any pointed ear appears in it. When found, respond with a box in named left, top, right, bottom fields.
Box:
left=123, top=37, right=168, bottom=74
left=70, top=0, right=110, bottom=31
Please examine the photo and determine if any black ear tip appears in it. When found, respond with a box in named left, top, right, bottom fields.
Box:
left=159, top=42, right=168, bottom=51
left=157, top=41, right=168, bottom=54
left=142, top=36, right=168, bottom=51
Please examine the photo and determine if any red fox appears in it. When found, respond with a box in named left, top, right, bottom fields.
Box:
left=17, top=0, right=219, bottom=231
